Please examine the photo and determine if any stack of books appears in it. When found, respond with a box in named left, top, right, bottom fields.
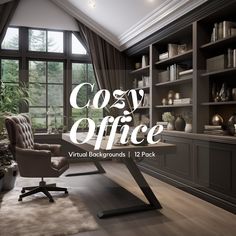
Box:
left=159, top=52, right=169, bottom=61
left=227, top=48, right=236, bottom=68
left=211, top=21, right=236, bottom=42
left=203, top=125, right=223, bottom=135
left=173, top=98, right=192, bottom=105
left=178, top=69, right=193, bottom=80
left=156, top=121, right=168, bottom=129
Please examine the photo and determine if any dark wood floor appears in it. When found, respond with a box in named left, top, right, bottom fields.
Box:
left=15, top=161, right=236, bottom=236
left=52, top=161, right=236, bottom=236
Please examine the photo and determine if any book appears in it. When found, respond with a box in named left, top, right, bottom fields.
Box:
left=206, top=54, right=226, bottom=72
left=159, top=52, right=169, bottom=61
left=231, top=28, right=236, bottom=36
left=234, top=49, right=236, bottom=68
left=179, top=69, right=193, bottom=76
left=142, top=94, right=150, bottom=106
left=204, top=125, right=222, bottom=130
left=227, top=48, right=233, bottom=68
left=218, top=22, right=223, bottom=39
left=142, top=76, right=149, bottom=87
left=223, top=21, right=236, bottom=38
left=168, top=44, right=178, bottom=58
left=173, top=98, right=191, bottom=105
left=158, top=69, right=169, bottom=83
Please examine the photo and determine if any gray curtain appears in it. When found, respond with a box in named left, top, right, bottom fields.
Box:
left=0, top=0, right=19, bottom=44
left=76, top=21, right=126, bottom=116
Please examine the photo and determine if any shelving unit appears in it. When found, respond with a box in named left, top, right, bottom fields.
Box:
left=125, top=0, right=236, bottom=214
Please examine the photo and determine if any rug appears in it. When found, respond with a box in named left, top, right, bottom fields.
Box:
left=0, top=188, right=98, bottom=236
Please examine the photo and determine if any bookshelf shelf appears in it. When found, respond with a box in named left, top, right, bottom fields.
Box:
left=135, top=106, right=150, bottom=109
left=155, top=77, right=192, bottom=87
left=155, top=104, right=192, bottom=108
left=130, top=65, right=150, bottom=74
left=134, top=86, right=150, bottom=91
left=200, top=35, right=236, bottom=51
left=155, top=50, right=193, bottom=66
left=201, top=101, right=236, bottom=106
left=201, top=67, right=236, bottom=77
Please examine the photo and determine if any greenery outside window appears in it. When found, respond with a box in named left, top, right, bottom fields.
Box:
left=0, top=27, right=102, bottom=132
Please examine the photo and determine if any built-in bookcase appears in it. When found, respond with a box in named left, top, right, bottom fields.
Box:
left=127, top=1, right=236, bottom=138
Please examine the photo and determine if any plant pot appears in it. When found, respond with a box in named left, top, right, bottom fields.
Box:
left=167, top=122, right=175, bottom=130
left=185, top=123, right=192, bottom=133
left=0, top=176, right=4, bottom=192
left=2, top=162, right=18, bottom=191
left=175, top=116, right=186, bottom=131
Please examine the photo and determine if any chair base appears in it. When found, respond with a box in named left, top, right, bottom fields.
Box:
left=19, top=180, right=68, bottom=203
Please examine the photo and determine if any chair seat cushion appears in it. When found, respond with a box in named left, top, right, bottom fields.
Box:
left=51, top=157, right=68, bottom=170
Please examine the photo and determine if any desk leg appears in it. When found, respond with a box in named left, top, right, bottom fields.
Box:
left=66, top=159, right=106, bottom=177
left=97, top=158, right=162, bottom=218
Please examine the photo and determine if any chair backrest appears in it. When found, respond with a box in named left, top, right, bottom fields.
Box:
left=5, top=114, right=34, bottom=156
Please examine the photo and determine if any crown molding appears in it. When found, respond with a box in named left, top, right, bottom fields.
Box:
left=119, top=0, right=208, bottom=50
left=51, top=0, right=120, bottom=49
left=52, top=0, right=207, bottom=51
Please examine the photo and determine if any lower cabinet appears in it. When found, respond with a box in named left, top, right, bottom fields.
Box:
left=139, top=134, right=236, bottom=212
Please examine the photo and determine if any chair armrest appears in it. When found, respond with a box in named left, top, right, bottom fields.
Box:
left=34, top=143, right=61, bottom=156
left=16, top=147, right=51, bottom=168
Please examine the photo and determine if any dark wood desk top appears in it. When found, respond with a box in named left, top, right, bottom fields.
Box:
left=62, top=132, right=176, bottom=155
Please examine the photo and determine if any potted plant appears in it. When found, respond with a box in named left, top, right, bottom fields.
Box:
left=162, top=112, right=175, bottom=130
left=0, top=81, right=30, bottom=191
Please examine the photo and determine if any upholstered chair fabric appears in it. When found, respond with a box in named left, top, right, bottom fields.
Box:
left=5, top=114, right=69, bottom=202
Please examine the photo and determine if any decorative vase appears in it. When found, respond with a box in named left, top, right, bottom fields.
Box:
left=228, top=113, right=236, bottom=126
left=212, top=114, right=223, bottom=126
left=175, top=116, right=186, bottom=131
left=167, top=122, right=175, bottom=130
left=168, top=90, right=175, bottom=99
left=185, top=123, right=192, bottom=133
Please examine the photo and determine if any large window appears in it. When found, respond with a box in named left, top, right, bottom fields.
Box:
left=72, top=63, right=102, bottom=127
left=0, top=27, right=102, bottom=132
left=29, top=61, right=64, bottom=130
left=29, top=29, right=64, bottom=53
left=1, top=28, right=19, bottom=50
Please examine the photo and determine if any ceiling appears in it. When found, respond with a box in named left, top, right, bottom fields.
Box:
left=53, top=0, right=208, bottom=50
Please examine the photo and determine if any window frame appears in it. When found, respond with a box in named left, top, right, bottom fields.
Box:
left=0, top=26, right=99, bottom=133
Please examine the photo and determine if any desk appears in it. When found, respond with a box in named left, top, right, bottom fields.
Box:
left=62, top=132, right=175, bottom=218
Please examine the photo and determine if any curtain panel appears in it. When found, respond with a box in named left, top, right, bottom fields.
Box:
left=0, top=0, right=19, bottom=44
left=75, top=21, right=126, bottom=116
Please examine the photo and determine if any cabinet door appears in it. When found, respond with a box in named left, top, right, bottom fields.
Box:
left=193, top=141, right=210, bottom=187
left=232, top=150, right=236, bottom=196
left=162, top=135, right=193, bottom=181
left=209, top=143, right=232, bottom=194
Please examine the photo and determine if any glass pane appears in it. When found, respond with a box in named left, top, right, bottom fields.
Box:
left=1, top=59, right=19, bottom=83
left=29, top=61, right=46, bottom=83
left=29, top=29, right=46, bottom=52
left=72, top=63, right=87, bottom=84
left=1, top=28, right=19, bottom=50
left=88, top=106, right=103, bottom=125
left=48, top=31, right=63, bottom=53
left=48, top=62, right=63, bottom=83
left=29, top=84, right=46, bottom=106
left=29, top=108, right=46, bottom=129
left=48, top=107, right=63, bottom=130
left=72, top=109, right=88, bottom=129
left=72, top=33, right=87, bottom=55
left=48, top=85, right=63, bottom=106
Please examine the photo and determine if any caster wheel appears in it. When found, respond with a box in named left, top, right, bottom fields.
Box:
left=49, top=199, right=54, bottom=203
left=18, top=197, right=22, bottom=201
left=65, top=190, right=68, bottom=194
left=21, top=189, right=25, bottom=193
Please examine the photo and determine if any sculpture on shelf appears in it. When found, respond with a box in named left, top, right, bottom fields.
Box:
left=212, top=114, right=223, bottom=126
left=219, top=83, right=230, bottom=102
